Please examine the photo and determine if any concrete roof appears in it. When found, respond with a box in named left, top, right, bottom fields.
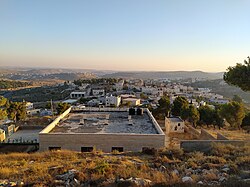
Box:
left=167, top=117, right=183, bottom=123
left=50, top=111, right=158, bottom=134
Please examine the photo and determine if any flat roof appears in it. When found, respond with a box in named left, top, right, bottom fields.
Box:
left=50, top=111, right=159, bottom=134
left=167, top=117, right=183, bottom=123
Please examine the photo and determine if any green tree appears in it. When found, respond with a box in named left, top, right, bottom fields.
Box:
left=214, top=109, right=225, bottom=129
left=16, top=102, right=27, bottom=121
left=140, top=93, right=148, bottom=99
left=242, top=112, right=250, bottom=131
left=45, top=102, right=52, bottom=109
left=232, top=95, right=243, bottom=103
left=56, top=103, right=71, bottom=114
left=0, top=96, right=7, bottom=107
left=7, top=102, right=27, bottom=121
left=79, top=97, right=91, bottom=104
left=224, top=57, right=250, bottom=91
left=181, top=105, right=200, bottom=127
left=198, top=106, right=215, bottom=127
left=219, top=101, right=245, bottom=129
left=171, top=96, right=189, bottom=116
left=0, top=109, right=8, bottom=120
left=7, top=104, right=17, bottom=121
left=158, top=96, right=171, bottom=115
left=153, top=96, right=171, bottom=119
left=180, top=106, right=189, bottom=121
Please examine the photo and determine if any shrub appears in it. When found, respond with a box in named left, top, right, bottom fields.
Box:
left=142, top=147, right=158, bottom=156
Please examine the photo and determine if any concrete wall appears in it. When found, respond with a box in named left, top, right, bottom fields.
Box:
left=200, top=129, right=216, bottom=140
left=40, top=107, right=72, bottom=134
left=39, top=133, right=165, bottom=152
left=72, top=107, right=128, bottom=112
left=184, top=125, right=200, bottom=139
left=146, top=109, right=165, bottom=135
left=180, top=140, right=245, bottom=153
left=217, top=133, right=229, bottom=140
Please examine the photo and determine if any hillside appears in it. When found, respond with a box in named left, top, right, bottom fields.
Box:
left=101, top=71, right=224, bottom=80
left=189, top=79, right=250, bottom=104
left=0, top=144, right=249, bottom=187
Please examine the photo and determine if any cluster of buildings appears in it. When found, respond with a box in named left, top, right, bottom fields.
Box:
left=0, top=78, right=232, bottom=152
left=64, top=78, right=229, bottom=110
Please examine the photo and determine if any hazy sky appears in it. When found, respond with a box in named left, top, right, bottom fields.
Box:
left=0, top=0, right=250, bottom=72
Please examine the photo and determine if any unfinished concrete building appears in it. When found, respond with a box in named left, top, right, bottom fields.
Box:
left=39, top=107, right=165, bottom=152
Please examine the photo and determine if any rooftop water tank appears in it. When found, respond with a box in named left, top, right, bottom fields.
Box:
left=129, top=108, right=136, bottom=115
left=137, top=108, right=143, bottom=115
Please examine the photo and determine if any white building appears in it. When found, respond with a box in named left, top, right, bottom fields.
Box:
left=209, top=98, right=229, bottom=104
left=27, top=109, right=41, bottom=116
left=78, top=84, right=89, bottom=90
left=87, top=99, right=103, bottom=106
left=165, top=117, right=185, bottom=133
left=122, top=98, right=141, bottom=106
left=105, top=95, right=121, bottom=107
left=25, top=102, right=33, bottom=110
left=92, top=89, right=105, bottom=96
left=70, top=91, right=86, bottom=99
left=114, top=80, right=124, bottom=91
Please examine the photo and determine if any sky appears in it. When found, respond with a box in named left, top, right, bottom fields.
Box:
left=0, top=0, right=250, bottom=72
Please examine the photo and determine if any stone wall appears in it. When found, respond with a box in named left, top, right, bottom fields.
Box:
left=146, top=109, right=165, bottom=135
left=180, top=140, right=245, bottom=153
left=39, top=133, right=165, bottom=152
left=217, top=133, right=229, bottom=140
left=40, top=107, right=72, bottom=134
left=200, top=129, right=216, bottom=140
left=184, top=125, right=200, bottom=139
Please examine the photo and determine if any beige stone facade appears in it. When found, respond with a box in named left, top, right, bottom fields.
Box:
left=39, top=133, right=165, bottom=152
left=0, top=129, right=6, bottom=142
left=165, top=117, right=185, bottom=133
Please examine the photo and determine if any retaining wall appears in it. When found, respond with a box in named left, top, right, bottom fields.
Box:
left=39, top=133, right=165, bottom=152
left=184, top=125, right=200, bottom=139
left=180, top=140, right=245, bottom=153
left=40, top=107, right=72, bottom=134
left=217, top=133, right=229, bottom=140
left=200, top=129, right=216, bottom=140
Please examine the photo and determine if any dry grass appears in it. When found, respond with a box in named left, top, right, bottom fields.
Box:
left=206, top=129, right=250, bottom=140
left=0, top=144, right=249, bottom=186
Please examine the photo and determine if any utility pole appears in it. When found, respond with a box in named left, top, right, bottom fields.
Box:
left=51, top=99, right=54, bottom=117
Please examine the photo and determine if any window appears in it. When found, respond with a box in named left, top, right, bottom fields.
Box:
left=81, top=147, right=93, bottom=152
left=178, top=123, right=181, bottom=126
left=49, top=147, right=61, bottom=151
left=111, top=147, right=124, bottom=152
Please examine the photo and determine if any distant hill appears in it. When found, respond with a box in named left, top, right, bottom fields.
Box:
left=101, top=71, right=224, bottom=80
left=0, top=67, right=97, bottom=82
left=0, top=67, right=224, bottom=81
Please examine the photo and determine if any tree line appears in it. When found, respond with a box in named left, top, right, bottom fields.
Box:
left=0, top=96, right=27, bottom=121
left=0, top=79, right=31, bottom=89
left=153, top=95, right=249, bottom=130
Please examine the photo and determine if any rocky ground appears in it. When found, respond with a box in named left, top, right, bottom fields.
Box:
left=0, top=143, right=249, bottom=187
